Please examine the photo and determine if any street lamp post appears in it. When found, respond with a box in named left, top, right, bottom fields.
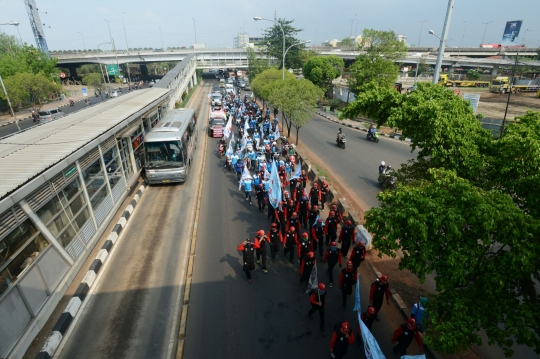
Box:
left=458, top=21, right=467, bottom=59
left=502, top=52, right=522, bottom=137
left=431, top=0, right=456, bottom=85
left=413, top=20, right=427, bottom=85
left=96, top=42, right=112, bottom=98
left=159, top=28, right=164, bottom=49
left=77, top=32, right=86, bottom=50
left=192, top=18, right=197, bottom=44
left=481, top=21, right=492, bottom=45
left=105, top=20, right=121, bottom=85
left=0, top=22, right=23, bottom=44
left=254, top=16, right=286, bottom=80
left=121, top=12, right=132, bottom=84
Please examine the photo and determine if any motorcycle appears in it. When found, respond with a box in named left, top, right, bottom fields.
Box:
left=218, top=144, right=225, bottom=157
left=69, top=100, right=75, bottom=107
left=378, top=169, right=397, bottom=190
left=367, top=130, right=379, bottom=143
left=336, top=134, right=346, bottom=149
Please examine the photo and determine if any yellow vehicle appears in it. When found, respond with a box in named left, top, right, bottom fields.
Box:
left=537, top=90, right=540, bottom=98
left=438, top=74, right=490, bottom=88
left=489, top=76, right=540, bottom=94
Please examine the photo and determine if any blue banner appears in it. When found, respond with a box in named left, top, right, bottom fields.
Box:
left=268, top=161, right=282, bottom=209
left=501, top=20, right=523, bottom=46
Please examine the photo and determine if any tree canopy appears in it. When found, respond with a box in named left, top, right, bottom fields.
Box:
left=2, top=72, right=62, bottom=111
left=262, top=18, right=305, bottom=70
left=342, top=82, right=540, bottom=356
left=302, top=55, right=344, bottom=94
left=0, top=33, right=58, bottom=79
left=247, top=47, right=270, bottom=82
left=82, top=73, right=105, bottom=100
left=347, top=29, right=406, bottom=94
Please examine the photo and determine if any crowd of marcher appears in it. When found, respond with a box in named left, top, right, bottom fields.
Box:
left=214, top=87, right=427, bottom=358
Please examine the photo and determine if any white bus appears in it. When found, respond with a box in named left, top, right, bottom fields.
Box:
left=143, top=108, right=198, bottom=184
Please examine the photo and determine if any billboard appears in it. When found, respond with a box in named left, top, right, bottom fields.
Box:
left=501, top=20, right=523, bottom=46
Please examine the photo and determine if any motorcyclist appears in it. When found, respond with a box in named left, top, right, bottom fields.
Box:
left=69, top=97, right=74, bottom=106
left=336, top=128, right=343, bottom=141
left=378, top=161, right=386, bottom=174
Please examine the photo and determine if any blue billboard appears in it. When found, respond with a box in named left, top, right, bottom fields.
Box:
left=501, top=20, right=523, bottom=46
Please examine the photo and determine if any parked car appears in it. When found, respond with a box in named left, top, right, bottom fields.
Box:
left=111, top=90, right=118, bottom=98
left=38, top=108, right=64, bottom=122
left=244, top=83, right=251, bottom=91
left=149, top=81, right=155, bottom=87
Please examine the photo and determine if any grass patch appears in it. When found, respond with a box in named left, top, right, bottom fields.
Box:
left=312, top=161, right=329, bottom=179
left=178, top=81, right=200, bottom=108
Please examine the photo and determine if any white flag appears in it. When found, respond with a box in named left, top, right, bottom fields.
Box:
left=274, top=124, right=280, bottom=139
left=268, top=161, right=282, bottom=209
left=359, top=318, right=386, bottom=359
left=305, top=263, right=318, bottom=294
left=223, top=115, right=233, bottom=140
left=239, top=164, right=252, bottom=190
left=289, top=160, right=302, bottom=180
left=264, top=166, right=271, bottom=180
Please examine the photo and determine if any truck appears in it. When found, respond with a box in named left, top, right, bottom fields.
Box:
left=438, top=74, right=490, bottom=88
left=489, top=76, right=540, bottom=94
left=191, top=43, right=206, bottom=50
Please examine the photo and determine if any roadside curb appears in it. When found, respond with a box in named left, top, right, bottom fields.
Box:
left=35, top=184, right=147, bottom=359
left=315, top=111, right=412, bottom=142
left=365, top=259, right=443, bottom=359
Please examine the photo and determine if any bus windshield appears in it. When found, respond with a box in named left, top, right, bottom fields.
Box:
left=491, top=81, right=504, bottom=85
left=145, top=141, right=184, bottom=169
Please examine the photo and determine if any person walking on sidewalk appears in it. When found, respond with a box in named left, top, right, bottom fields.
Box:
left=339, top=261, right=357, bottom=307
left=391, top=318, right=423, bottom=356
left=320, top=180, right=329, bottom=210
left=324, top=211, right=339, bottom=246
left=309, top=182, right=322, bottom=208
left=31, top=110, right=39, bottom=122
left=329, top=322, right=355, bottom=359
left=349, top=240, right=366, bottom=272
left=323, top=241, right=342, bottom=288
left=308, top=283, right=327, bottom=337
left=254, top=230, right=269, bottom=274
left=237, top=238, right=260, bottom=283
left=311, top=218, right=325, bottom=257
left=369, top=275, right=390, bottom=320
left=338, top=220, right=355, bottom=258
left=299, top=251, right=316, bottom=283
left=411, top=297, right=428, bottom=334
left=283, top=226, right=298, bottom=264
left=268, top=223, right=282, bottom=261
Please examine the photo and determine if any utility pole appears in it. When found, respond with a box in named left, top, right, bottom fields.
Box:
left=502, top=52, right=519, bottom=137
left=105, top=20, right=121, bottom=85
left=121, top=11, right=132, bottom=84
left=192, top=18, right=197, bottom=44
left=432, top=0, right=455, bottom=85
left=481, top=21, right=492, bottom=45
left=458, top=21, right=467, bottom=59
left=77, top=32, right=86, bottom=50
left=414, top=20, right=427, bottom=85
left=159, top=27, right=164, bottom=49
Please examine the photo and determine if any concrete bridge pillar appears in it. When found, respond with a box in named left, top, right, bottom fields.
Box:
left=491, top=67, right=499, bottom=76
left=448, top=67, right=455, bottom=74
left=140, top=64, right=149, bottom=80
left=66, top=66, right=78, bottom=78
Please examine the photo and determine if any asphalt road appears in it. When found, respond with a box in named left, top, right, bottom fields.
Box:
left=183, top=79, right=422, bottom=359
left=55, top=82, right=210, bottom=359
left=297, top=115, right=417, bottom=209
left=0, top=84, right=149, bottom=139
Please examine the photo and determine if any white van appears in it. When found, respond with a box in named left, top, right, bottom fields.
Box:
left=219, top=79, right=225, bottom=88
left=225, top=84, right=234, bottom=93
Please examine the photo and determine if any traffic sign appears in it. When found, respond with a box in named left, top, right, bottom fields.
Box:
left=60, top=72, right=66, bottom=79
left=107, top=64, right=119, bottom=76
left=81, top=87, right=88, bottom=97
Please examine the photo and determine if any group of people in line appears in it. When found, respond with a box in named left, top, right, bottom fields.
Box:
left=215, top=88, right=427, bottom=358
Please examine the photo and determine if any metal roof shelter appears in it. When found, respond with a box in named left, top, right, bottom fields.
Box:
left=0, top=88, right=168, bottom=212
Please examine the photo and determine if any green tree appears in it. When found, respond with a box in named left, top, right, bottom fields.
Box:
left=247, top=47, right=270, bottom=82
left=303, top=55, right=344, bottom=95
left=338, top=37, right=354, bottom=47
left=251, top=67, right=295, bottom=106
left=1, top=72, right=62, bottom=111
left=262, top=18, right=305, bottom=70
left=82, top=73, right=105, bottom=100
left=348, top=29, right=406, bottom=94
left=467, top=69, right=481, bottom=80
left=78, top=64, right=102, bottom=76
left=343, top=81, right=540, bottom=356
left=0, top=34, right=58, bottom=79
left=417, top=57, right=429, bottom=76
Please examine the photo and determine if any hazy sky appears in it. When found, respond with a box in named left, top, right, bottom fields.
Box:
left=1, top=0, right=539, bottom=51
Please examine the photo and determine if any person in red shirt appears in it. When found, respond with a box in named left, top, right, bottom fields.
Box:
left=323, top=241, right=342, bottom=287
left=267, top=223, right=282, bottom=261
left=308, top=283, right=327, bottom=337
left=338, top=220, right=356, bottom=257
left=254, top=229, right=269, bottom=274
left=283, top=226, right=298, bottom=264
left=286, top=211, right=300, bottom=233
left=369, top=275, right=390, bottom=320
left=330, top=321, right=355, bottom=358
left=320, top=179, right=329, bottom=210
left=339, top=261, right=357, bottom=307
left=349, top=240, right=366, bottom=271
left=331, top=204, right=343, bottom=224
left=324, top=211, right=339, bottom=245
left=237, top=238, right=260, bottom=283
left=299, top=169, right=307, bottom=188
left=297, top=232, right=313, bottom=261
left=309, top=182, right=322, bottom=207
left=391, top=318, right=423, bottom=356
left=311, top=218, right=325, bottom=257
left=299, top=251, right=316, bottom=282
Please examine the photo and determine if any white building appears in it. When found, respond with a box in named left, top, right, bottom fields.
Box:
left=396, top=34, right=408, bottom=46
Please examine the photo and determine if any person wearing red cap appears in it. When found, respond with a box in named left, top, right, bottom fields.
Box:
left=296, top=189, right=310, bottom=230
left=323, top=241, right=342, bottom=287
left=308, top=283, right=327, bottom=336
left=308, top=205, right=320, bottom=234
left=237, top=238, right=261, bottom=283
left=283, top=226, right=298, bottom=263
left=299, top=251, right=316, bottom=282
left=289, top=176, right=298, bottom=194
left=330, top=321, right=355, bottom=358
left=338, top=220, right=356, bottom=258
left=391, top=318, right=423, bottom=356
left=356, top=306, right=377, bottom=346
left=311, top=218, right=325, bottom=257
left=339, top=261, right=357, bottom=307
left=309, top=182, right=322, bottom=208
left=349, top=240, right=366, bottom=271
left=320, top=180, right=329, bottom=210
left=297, top=232, right=313, bottom=263
left=274, top=202, right=286, bottom=235
left=254, top=230, right=269, bottom=273
left=324, top=211, right=339, bottom=246
left=286, top=211, right=300, bottom=233
left=284, top=198, right=295, bottom=221
left=268, top=223, right=282, bottom=261
left=369, top=275, right=391, bottom=320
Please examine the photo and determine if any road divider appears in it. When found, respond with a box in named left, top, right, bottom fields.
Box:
left=35, top=184, right=147, bottom=359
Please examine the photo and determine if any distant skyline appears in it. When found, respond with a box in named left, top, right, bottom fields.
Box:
left=1, top=0, right=539, bottom=51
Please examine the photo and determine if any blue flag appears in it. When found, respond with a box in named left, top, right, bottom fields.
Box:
left=356, top=275, right=386, bottom=358
left=268, top=161, right=282, bottom=209
left=289, top=160, right=302, bottom=180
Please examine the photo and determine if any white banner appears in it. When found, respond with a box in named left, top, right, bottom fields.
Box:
left=305, top=262, right=318, bottom=294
